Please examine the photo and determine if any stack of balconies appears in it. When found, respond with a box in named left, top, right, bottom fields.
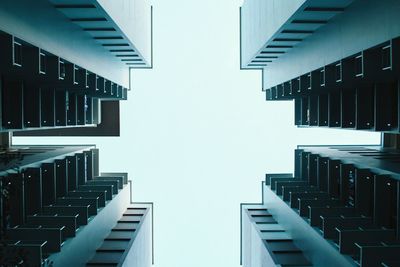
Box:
left=86, top=205, right=152, bottom=266
left=0, top=1, right=154, bottom=266
left=243, top=146, right=400, bottom=267
left=265, top=38, right=400, bottom=133
left=241, top=206, right=312, bottom=266
left=0, top=146, right=139, bottom=267
left=0, top=32, right=128, bottom=132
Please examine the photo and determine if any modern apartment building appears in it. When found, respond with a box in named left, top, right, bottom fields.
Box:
left=241, top=141, right=400, bottom=267
left=240, top=0, right=400, bottom=266
left=0, top=1, right=154, bottom=266
left=240, top=0, right=400, bottom=132
left=0, top=145, right=153, bottom=267
left=0, top=0, right=152, bottom=136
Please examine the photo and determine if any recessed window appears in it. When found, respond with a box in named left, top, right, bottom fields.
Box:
left=291, top=78, right=300, bottom=93
left=84, top=95, right=88, bottom=112
left=296, top=78, right=301, bottom=93
left=307, top=73, right=311, bottom=90
left=335, top=62, right=342, bottom=82
left=66, top=92, right=70, bottom=111
left=96, top=76, right=101, bottom=91
left=111, top=83, right=116, bottom=96
left=59, top=59, right=66, bottom=80
left=382, top=44, right=392, bottom=70
left=13, top=38, right=22, bottom=67
left=104, top=80, right=110, bottom=94
left=320, top=68, right=325, bottom=86
left=117, top=85, right=123, bottom=97
left=74, top=66, right=79, bottom=85
left=355, top=54, right=363, bottom=77
left=39, top=50, right=46, bottom=74
left=85, top=71, right=90, bottom=88
left=283, top=82, right=290, bottom=96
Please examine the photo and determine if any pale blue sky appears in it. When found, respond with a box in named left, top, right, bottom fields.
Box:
left=15, top=0, right=380, bottom=266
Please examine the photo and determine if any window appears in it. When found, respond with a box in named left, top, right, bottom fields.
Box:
left=335, top=62, right=342, bottom=82
left=74, top=66, right=79, bottom=85
left=85, top=71, right=90, bottom=88
left=292, top=78, right=300, bottom=93
left=13, top=37, right=22, bottom=67
left=39, top=50, right=46, bottom=74
left=96, top=76, right=105, bottom=92
left=320, top=68, right=325, bottom=87
left=59, top=59, right=66, bottom=80
left=66, top=92, right=70, bottom=111
left=307, top=73, right=311, bottom=90
left=84, top=95, right=88, bottom=112
left=382, top=43, right=392, bottom=70
left=96, top=76, right=101, bottom=91
left=355, top=54, right=363, bottom=77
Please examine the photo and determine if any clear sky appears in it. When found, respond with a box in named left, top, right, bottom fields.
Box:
left=14, top=0, right=380, bottom=266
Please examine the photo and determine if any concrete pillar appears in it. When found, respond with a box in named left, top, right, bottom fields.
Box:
left=0, top=132, right=12, bottom=148
left=382, top=133, right=400, bottom=149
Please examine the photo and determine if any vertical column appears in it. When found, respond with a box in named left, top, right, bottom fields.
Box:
left=24, top=168, right=42, bottom=216
left=340, top=164, right=355, bottom=206
left=327, top=159, right=340, bottom=197
left=84, top=150, right=93, bottom=181
left=317, top=157, right=328, bottom=192
left=41, top=162, right=56, bottom=206
left=67, top=156, right=78, bottom=191
left=374, top=175, right=397, bottom=228
left=55, top=159, right=68, bottom=198
left=308, top=154, right=318, bottom=186
left=92, top=148, right=100, bottom=177
left=76, top=153, right=87, bottom=186
left=355, top=169, right=374, bottom=217
left=6, top=173, right=25, bottom=226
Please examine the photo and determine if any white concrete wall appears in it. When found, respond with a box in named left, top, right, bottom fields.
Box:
left=97, top=0, right=152, bottom=64
left=0, top=0, right=129, bottom=87
left=262, top=0, right=400, bottom=88
left=241, top=0, right=305, bottom=66
left=122, top=204, right=153, bottom=267
left=241, top=205, right=275, bottom=267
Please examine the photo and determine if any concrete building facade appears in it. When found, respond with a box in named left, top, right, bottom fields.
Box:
left=240, top=1, right=400, bottom=266
left=0, top=1, right=154, bottom=266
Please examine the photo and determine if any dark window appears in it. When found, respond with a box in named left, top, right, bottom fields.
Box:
left=355, top=54, right=363, bottom=77
left=335, top=62, right=342, bottom=82
left=292, top=78, right=300, bottom=93
left=59, top=59, right=66, bottom=80
left=96, top=76, right=101, bottom=91
left=96, top=76, right=104, bottom=92
left=74, top=66, right=79, bottom=85
left=13, top=38, right=22, bottom=66
left=84, top=95, right=88, bottom=112
left=85, top=71, right=90, bottom=88
left=382, top=44, right=392, bottom=70
left=348, top=170, right=355, bottom=207
left=39, top=50, right=46, bottom=74
left=66, top=92, right=70, bottom=111
left=320, top=68, right=325, bottom=86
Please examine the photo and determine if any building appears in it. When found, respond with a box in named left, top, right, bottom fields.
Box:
left=240, top=0, right=400, bottom=132
left=240, top=0, right=400, bottom=266
left=241, top=140, right=400, bottom=267
left=0, top=145, right=153, bottom=267
left=0, top=0, right=153, bottom=136
left=0, top=1, right=154, bottom=266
